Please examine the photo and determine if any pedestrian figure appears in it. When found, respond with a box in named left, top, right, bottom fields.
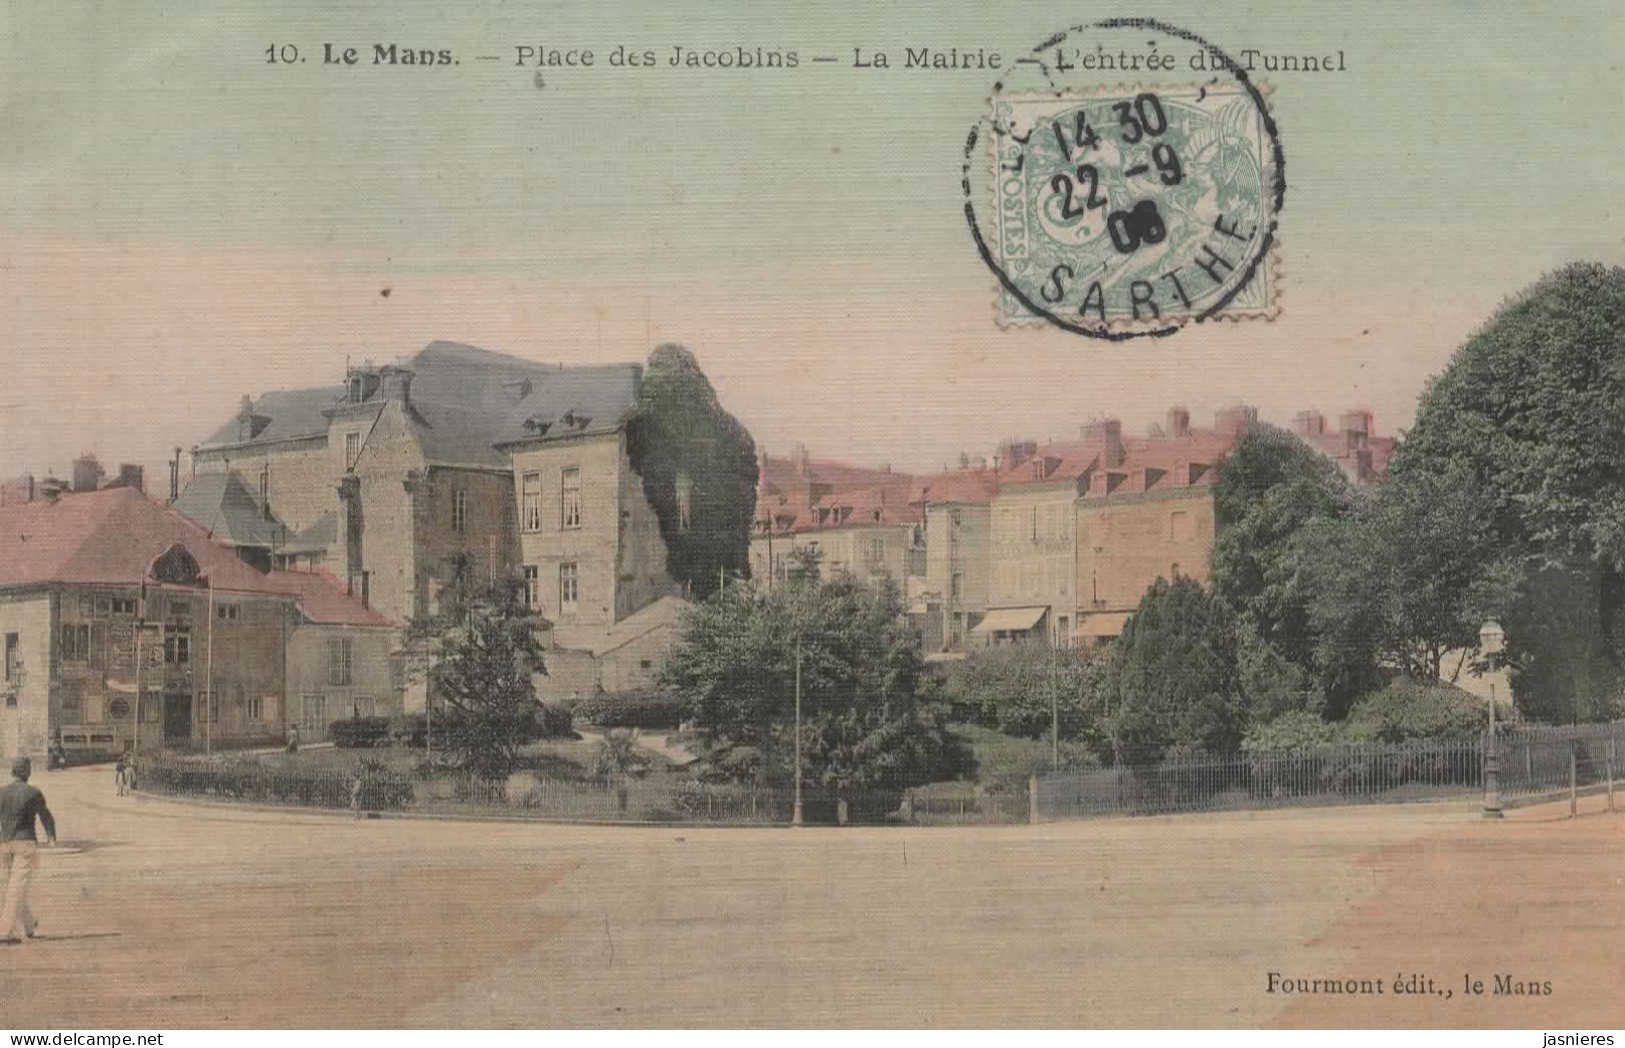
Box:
left=0, top=757, right=57, bottom=944
left=286, top=723, right=300, bottom=755
left=47, top=736, right=66, bottom=772
left=114, top=751, right=135, bottom=797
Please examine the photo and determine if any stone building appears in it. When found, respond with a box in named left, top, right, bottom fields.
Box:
left=749, top=448, right=924, bottom=590
left=188, top=341, right=645, bottom=626
left=0, top=487, right=397, bottom=762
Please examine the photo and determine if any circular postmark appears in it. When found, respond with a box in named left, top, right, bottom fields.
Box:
left=963, top=19, right=1286, bottom=339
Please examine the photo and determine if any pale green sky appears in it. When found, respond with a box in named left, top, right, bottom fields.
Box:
left=3, top=0, right=1623, bottom=480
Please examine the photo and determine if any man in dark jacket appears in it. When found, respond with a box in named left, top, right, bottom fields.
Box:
left=0, top=757, right=57, bottom=944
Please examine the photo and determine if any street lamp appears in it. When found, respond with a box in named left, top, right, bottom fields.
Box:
left=792, top=637, right=804, bottom=827
left=1479, top=619, right=1505, bottom=819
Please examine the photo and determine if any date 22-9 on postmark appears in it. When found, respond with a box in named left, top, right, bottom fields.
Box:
left=967, top=21, right=1285, bottom=339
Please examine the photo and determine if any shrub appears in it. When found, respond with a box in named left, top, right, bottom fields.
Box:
left=389, top=714, right=428, bottom=747
left=1342, top=678, right=1484, bottom=743
left=573, top=689, right=684, bottom=729
left=1241, top=710, right=1338, bottom=753
left=331, top=716, right=392, bottom=748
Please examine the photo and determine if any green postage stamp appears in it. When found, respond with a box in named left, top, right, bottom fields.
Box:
left=989, top=81, right=1281, bottom=334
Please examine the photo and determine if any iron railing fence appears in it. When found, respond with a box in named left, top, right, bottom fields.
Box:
left=137, top=721, right=1625, bottom=826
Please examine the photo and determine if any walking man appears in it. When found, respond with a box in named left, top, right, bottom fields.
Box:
left=0, top=757, right=57, bottom=944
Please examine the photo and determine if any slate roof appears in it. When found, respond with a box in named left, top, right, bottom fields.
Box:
left=0, top=488, right=393, bottom=627
left=171, top=473, right=285, bottom=548
left=197, top=340, right=643, bottom=470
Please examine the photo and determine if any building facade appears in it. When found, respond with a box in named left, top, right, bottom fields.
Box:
left=0, top=488, right=398, bottom=762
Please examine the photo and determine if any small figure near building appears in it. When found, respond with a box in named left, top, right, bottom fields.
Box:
left=286, top=724, right=301, bottom=755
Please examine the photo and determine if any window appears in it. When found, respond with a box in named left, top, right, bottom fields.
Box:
left=451, top=489, right=468, bottom=533
left=111, top=597, right=137, bottom=617
left=217, top=604, right=240, bottom=622
left=345, top=432, right=361, bottom=469
left=640, top=660, right=653, bottom=670
left=61, top=691, right=81, bottom=717
left=94, top=597, right=110, bottom=618
left=950, top=573, right=963, bottom=599
left=3, top=633, right=18, bottom=684
left=1058, top=615, right=1071, bottom=646
left=521, top=472, right=543, bottom=531
left=1171, top=562, right=1181, bottom=579
left=675, top=472, right=693, bottom=533
left=302, top=694, right=326, bottom=731
left=561, top=468, right=581, bottom=529
left=523, top=565, right=539, bottom=609
left=164, top=634, right=191, bottom=666
left=247, top=694, right=265, bottom=721
left=79, top=596, right=93, bottom=617
left=198, top=690, right=220, bottom=724
left=83, top=694, right=102, bottom=722
left=59, top=623, right=91, bottom=663
left=559, top=562, right=579, bottom=608
left=1169, top=510, right=1192, bottom=543
left=142, top=692, right=161, bottom=723
left=258, top=464, right=270, bottom=507
left=327, top=637, right=354, bottom=686
left=866, top=535, right=886, bottom=565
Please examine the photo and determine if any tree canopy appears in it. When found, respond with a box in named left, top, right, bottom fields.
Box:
left=1388, top=262, right=1625, bottom=720
left=1100, top=576, right=1247, bottom=765
left=658, top=572, right=971, bottom=792
left=625, top=344, right=759, bottom=601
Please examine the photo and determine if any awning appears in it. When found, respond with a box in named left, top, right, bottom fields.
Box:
left=969, top=606, right=1048, bottom=634
left=1075, top=612, right=1132, bottom=639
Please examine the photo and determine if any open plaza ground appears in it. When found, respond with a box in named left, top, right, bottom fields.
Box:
left=1, top=765, right=1619, bottom=1029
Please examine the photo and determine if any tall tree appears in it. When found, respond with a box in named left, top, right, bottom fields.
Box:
left=400, top=555, right=551, bottom=778
left=625, top=344, right=759, bottom=601
left=1210, top=423, right=1361, bottom=712
left=1392, top=262, right=1625, bottom=718
left=1100, top=577, right=1247, bottom=765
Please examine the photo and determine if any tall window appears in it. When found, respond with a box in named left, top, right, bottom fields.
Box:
left=521, top=472, right=542, bottom=531
left=199, top=690, right=220, bottom=724
left=247, top=693, right=265, bottom=721
left=3, top=633, right=18, bottom=684
left=523, top=565, right=539, bottom=609
left=452, top=489, right=468, bottom=532
left=950, top=572, right=963, bottom=599
left=302, top=694, right=326, bottom=731
left=258, top=464, right=270, bottom=507
left=164, top=633, right=191, bottom=666
left=59, top=623, right=91, bottom=663
left=327, top=637, right=354, bottom=686
left=345, top=432, right=361, bottom=469
left=561, top=468, right=581, bottom=529
left=866, top=535, right=886, bottom=565
left=559, top=562, right=579, bottom=608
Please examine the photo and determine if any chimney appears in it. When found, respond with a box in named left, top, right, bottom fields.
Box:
left=236, top=395, right=256, bottom=442
left=169, top=448, right=182, bottom=502
left=1215, top=405, right=1259, bottom=436
left=1001, top=440, right=1039, bottom=470
left=1098, top=419, right=1124, bottom=467
left=1293, top=410, right=1326, bottom=436
left=379, top=365, right=415, bottom=407
left=1338, top=409, right=1372, bottom=435
left=72, top=454, right=102, bottom=493
left=1166, top=407, right=1191, bottom=439
left=117, top=464, right=145, bottom=493
left=361, top=571, right=370, bottom=609
left=794, top=443, right=810, bottom=477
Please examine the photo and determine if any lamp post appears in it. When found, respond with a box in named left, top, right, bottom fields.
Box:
left=792, top=637, right=804, bottom=827
left=1479, top=619, right=1505, bottom=819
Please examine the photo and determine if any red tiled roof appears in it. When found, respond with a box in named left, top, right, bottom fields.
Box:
left=917, top=469, right=1001, bottom=505
left=264, top=568, right=396, bottom=628
left=0, top=488, right=394, bottom=628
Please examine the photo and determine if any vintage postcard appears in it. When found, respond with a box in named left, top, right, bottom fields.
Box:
left=2, top=0, right=1623, bottom=1035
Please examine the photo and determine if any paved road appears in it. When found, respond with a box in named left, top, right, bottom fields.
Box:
left=2, top=765, right=1616, bottom=1028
